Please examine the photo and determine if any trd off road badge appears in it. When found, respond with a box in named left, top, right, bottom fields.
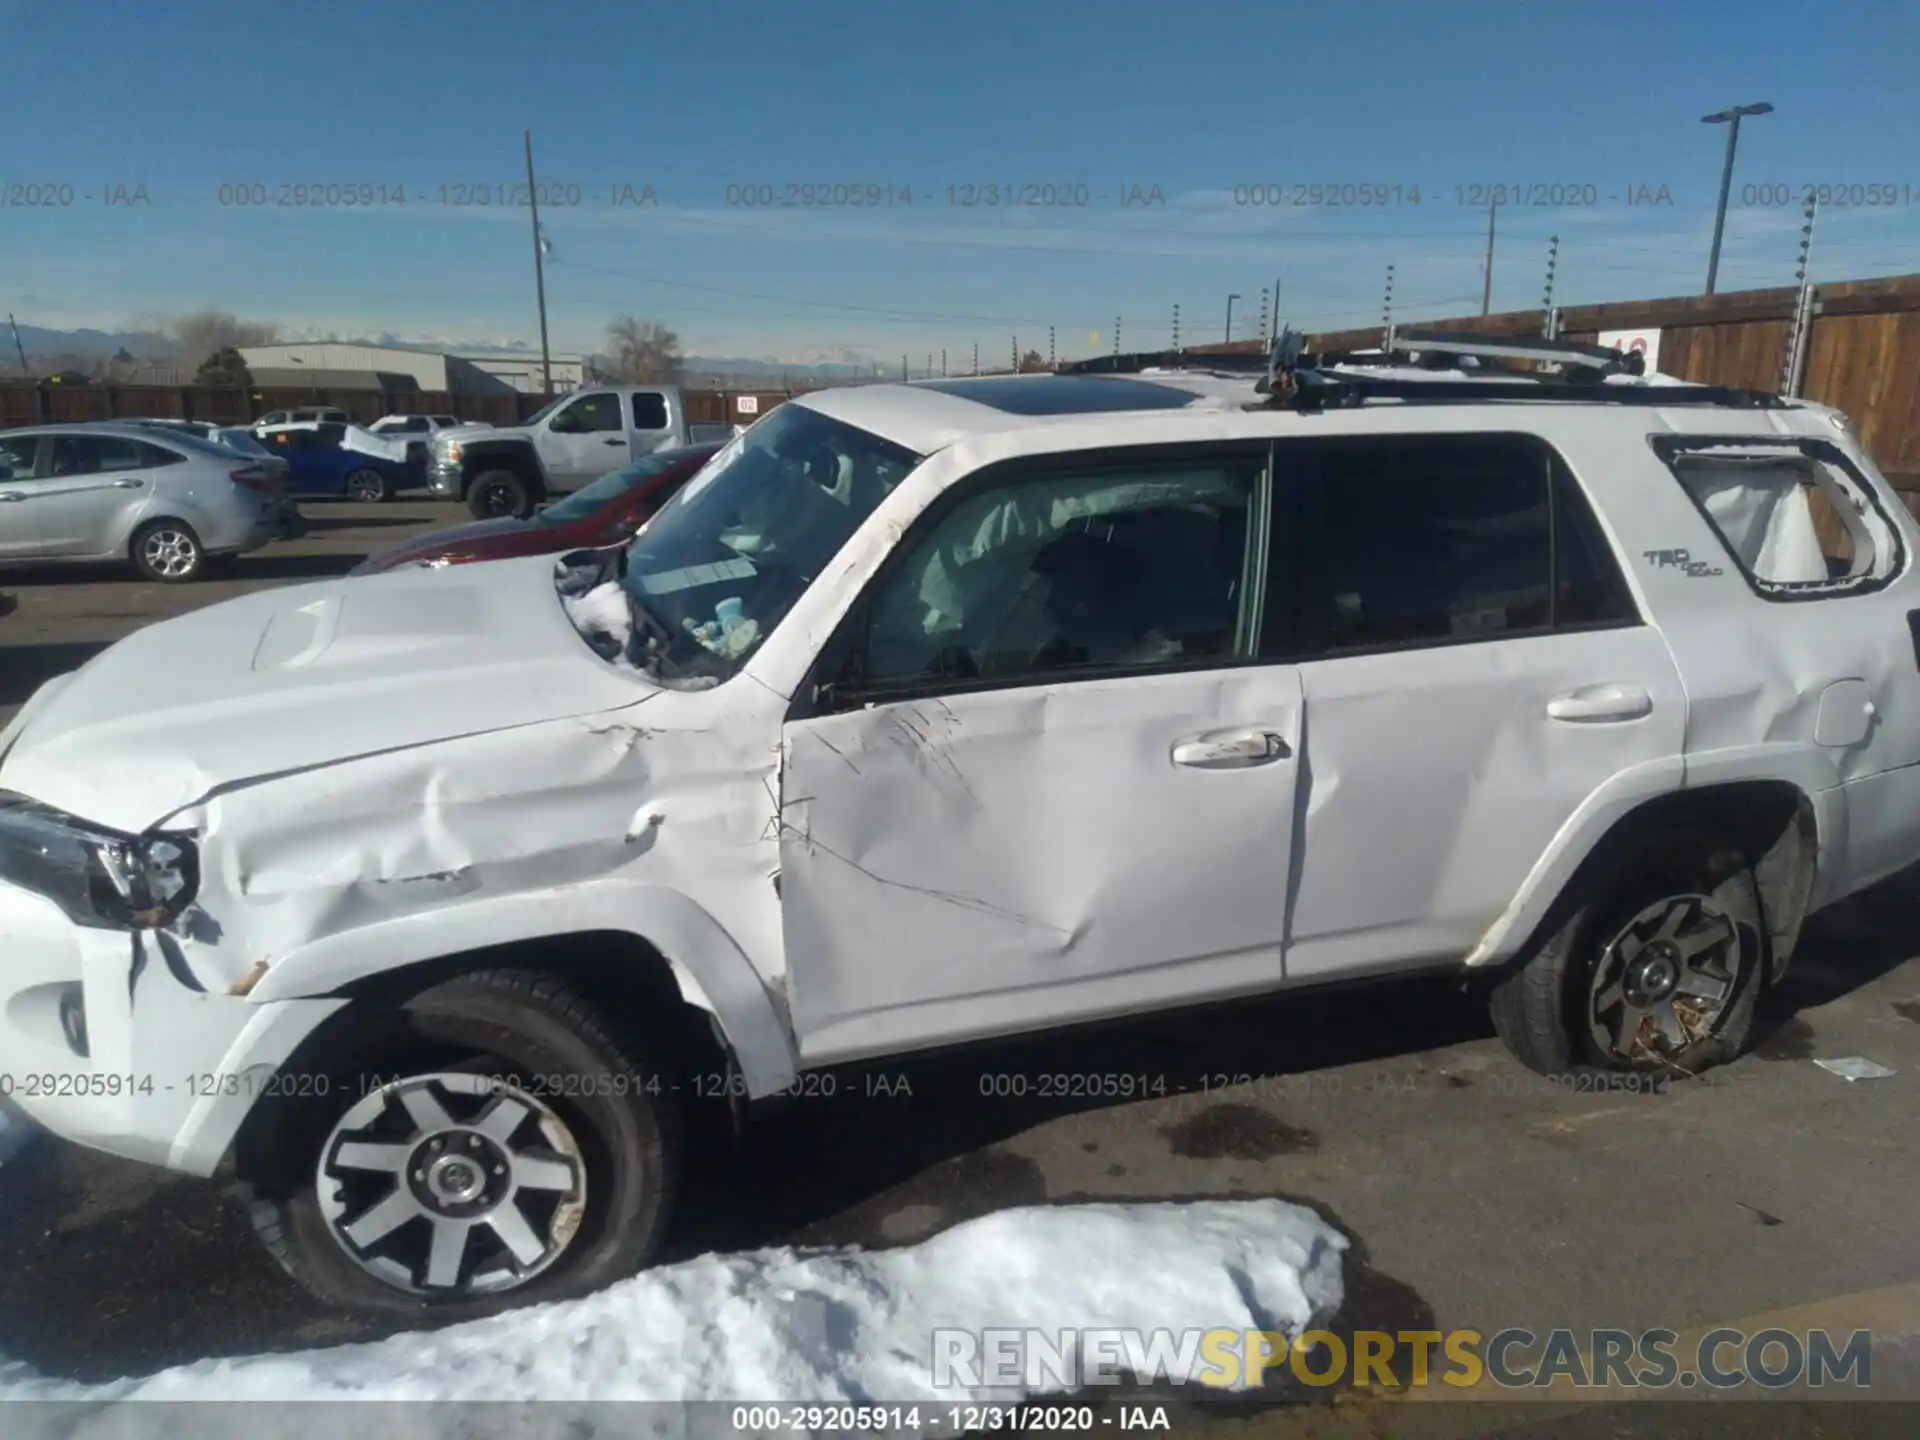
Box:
left=1643, top=547, right=1724, bottom=577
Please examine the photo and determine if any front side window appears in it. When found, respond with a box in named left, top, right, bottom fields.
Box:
left=314, top=424, right=346, bottom=448
left=606, top=403, right=921, bottom=684
left=1658, top=439, right=1900, bottom=596
left=553, top=393, right=623, bottom=434
left=863, top=460, right=1257, bottom=686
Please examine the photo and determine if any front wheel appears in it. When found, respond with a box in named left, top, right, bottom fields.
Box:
left=244, top=970, right=681, bottom=1318
left=345, top=468, right=390, bottom=503
left=1489, top=838, right=1764, bottom=1079
left=468, top=469, right=534, bottom=520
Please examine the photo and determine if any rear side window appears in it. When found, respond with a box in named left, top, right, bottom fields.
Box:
left=137, top=440, right=186, bottom=468
left=315, top=424, right=347, bottom=447
left=1270, top=433, right=1635, bottom=658
left=1656, top=438, right=1902, bottom=597
left=631, top=392, right=669, bottom=429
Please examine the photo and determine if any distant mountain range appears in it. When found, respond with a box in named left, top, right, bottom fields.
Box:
left=3, top=325, right=875, bottom=382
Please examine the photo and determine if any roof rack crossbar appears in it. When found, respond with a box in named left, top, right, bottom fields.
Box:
left=1383, top=329, right=1640, bottom=374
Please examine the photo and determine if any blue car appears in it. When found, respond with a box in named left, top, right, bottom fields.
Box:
left=254, top=421, right=420, bottom=502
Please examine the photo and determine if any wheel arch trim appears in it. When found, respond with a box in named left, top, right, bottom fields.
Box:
left=1465, top=751, right=1831, bottom=970
left=242, top=883, right=800, bottom=1094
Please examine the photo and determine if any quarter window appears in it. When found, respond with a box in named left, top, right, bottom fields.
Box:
left=1658, top=440, right=1900, bottom=596
left=863, top=459, right=1258, bottom=686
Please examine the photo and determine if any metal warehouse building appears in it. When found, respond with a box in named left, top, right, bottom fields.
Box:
left=237, top=343, right=587, bottom=395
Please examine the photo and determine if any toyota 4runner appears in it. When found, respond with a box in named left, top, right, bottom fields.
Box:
left=2, top=334, right=1916, bottom=1317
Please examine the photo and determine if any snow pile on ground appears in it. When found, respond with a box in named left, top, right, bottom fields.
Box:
left=0, top=1099, right=31, bottom=1168
left=0, top=1199, right=1344, bottom=1434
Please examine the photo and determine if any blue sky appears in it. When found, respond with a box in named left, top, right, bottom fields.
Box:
left=3, top=0, right=1918, bottom=366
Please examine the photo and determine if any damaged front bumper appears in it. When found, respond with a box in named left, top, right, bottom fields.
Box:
left=0, top=878, right=345, bottom=1176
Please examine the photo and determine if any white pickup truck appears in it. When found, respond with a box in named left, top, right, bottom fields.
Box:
left=428, top=386, right=688, bottom=519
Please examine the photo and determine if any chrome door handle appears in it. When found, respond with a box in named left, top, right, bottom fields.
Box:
left=1172, top=727, right=1293, bottom=769
left=602, top=437, right=625, bottom=446
left=1546, top=682, right=1653, bottom=723
left=112, top=478, right=144, bottom=488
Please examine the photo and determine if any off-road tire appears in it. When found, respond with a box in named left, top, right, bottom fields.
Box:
left=468, top=469, right=534, bottom=520
left=1488, top=831, right=1765, bottom=1080
left=241, top=969, right=682, bottom=1319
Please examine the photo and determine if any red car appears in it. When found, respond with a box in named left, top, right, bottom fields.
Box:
left=351, top=442, right=723, bottom=576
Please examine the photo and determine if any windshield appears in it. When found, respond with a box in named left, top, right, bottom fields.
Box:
left=214, top=428, right=272, bottom=457
left=537, top=444, right=715, bottom=527
left=519, top=395, right=568, bottom=429
left=606, top=403, right=921, bottom=684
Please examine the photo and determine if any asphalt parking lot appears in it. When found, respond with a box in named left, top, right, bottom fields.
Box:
left=2, top=502, right=1919, bottom=1436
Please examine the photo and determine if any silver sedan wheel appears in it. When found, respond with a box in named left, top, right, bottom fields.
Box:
left=1587, top=893, right=1745, bottom=1066
left=316, top=1073, right=588, bottom=1297
left=139, top=526, right=200, bottom=579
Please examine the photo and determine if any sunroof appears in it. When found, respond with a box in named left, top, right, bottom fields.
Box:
left=915, top=375, right=1199, bottom=416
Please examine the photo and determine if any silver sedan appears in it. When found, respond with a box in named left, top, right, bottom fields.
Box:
left=0, top=422, right=286, bottom=582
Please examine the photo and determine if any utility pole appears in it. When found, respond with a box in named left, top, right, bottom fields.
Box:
left=926, top=353, right=932, bottom=379
left=1011, top=336, right=1018, bottom=372
left=1382, top=265, right=1395, bottom=349
left=901, top=354, right=908, bottom=381
left=6, top=314, right=29, bottom=376
left=1224, top=293, right=1241, bottom=344
left=972, top=342, right=979, bottom=376
left=941, top=348, right=947, bottom=377
left=1703, top=102, right=1774, bottom=295
left=1048, top=326, right=1055, bottom=369
left=1172, top=303, right=1181, bottom=352
left=1481, top=197, right=1498, bottom=316
left=1113, top=317, right=1121, bottom=355
left=524, top=129, right=553, bottom=397
left=1257, top=288, right=1270, bottom=344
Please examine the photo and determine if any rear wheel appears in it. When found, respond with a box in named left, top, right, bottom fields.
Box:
left=1489, top=836, right=1764, bottom=1079
left=468, top=469, right=534, bottom=520
left=243, top=970, right=681, bottom=1319
left=130, top=519, right=204, bottom=582
left=345, top=468, right=390, bottom=503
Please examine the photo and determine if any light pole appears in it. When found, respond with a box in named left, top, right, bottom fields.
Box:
left=1702, top=102, right=1773, bottom=295
left=1224, top=293, right=1241, bottom=344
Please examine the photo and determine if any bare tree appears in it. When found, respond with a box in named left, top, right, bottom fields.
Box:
left=603, top=315, right=684, bottom=383
left=1017, top=349, right=1049, bottom=373
left=168, top=310, right=280, bottom=368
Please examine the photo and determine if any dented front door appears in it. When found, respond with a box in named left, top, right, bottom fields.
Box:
left=778, top=666, right=1304, bottom=1065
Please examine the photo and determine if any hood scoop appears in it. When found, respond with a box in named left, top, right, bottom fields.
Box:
left=253, top=588, right=485, bottom=672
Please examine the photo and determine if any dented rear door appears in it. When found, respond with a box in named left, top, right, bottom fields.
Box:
left=1271, top=431, right=1689, bottom=981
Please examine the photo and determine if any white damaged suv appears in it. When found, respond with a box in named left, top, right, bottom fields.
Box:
left=3, top=335, right=1918, bottom=1316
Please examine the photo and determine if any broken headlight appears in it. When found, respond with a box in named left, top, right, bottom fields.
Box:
left=0, top=793, right=198, bottom=930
